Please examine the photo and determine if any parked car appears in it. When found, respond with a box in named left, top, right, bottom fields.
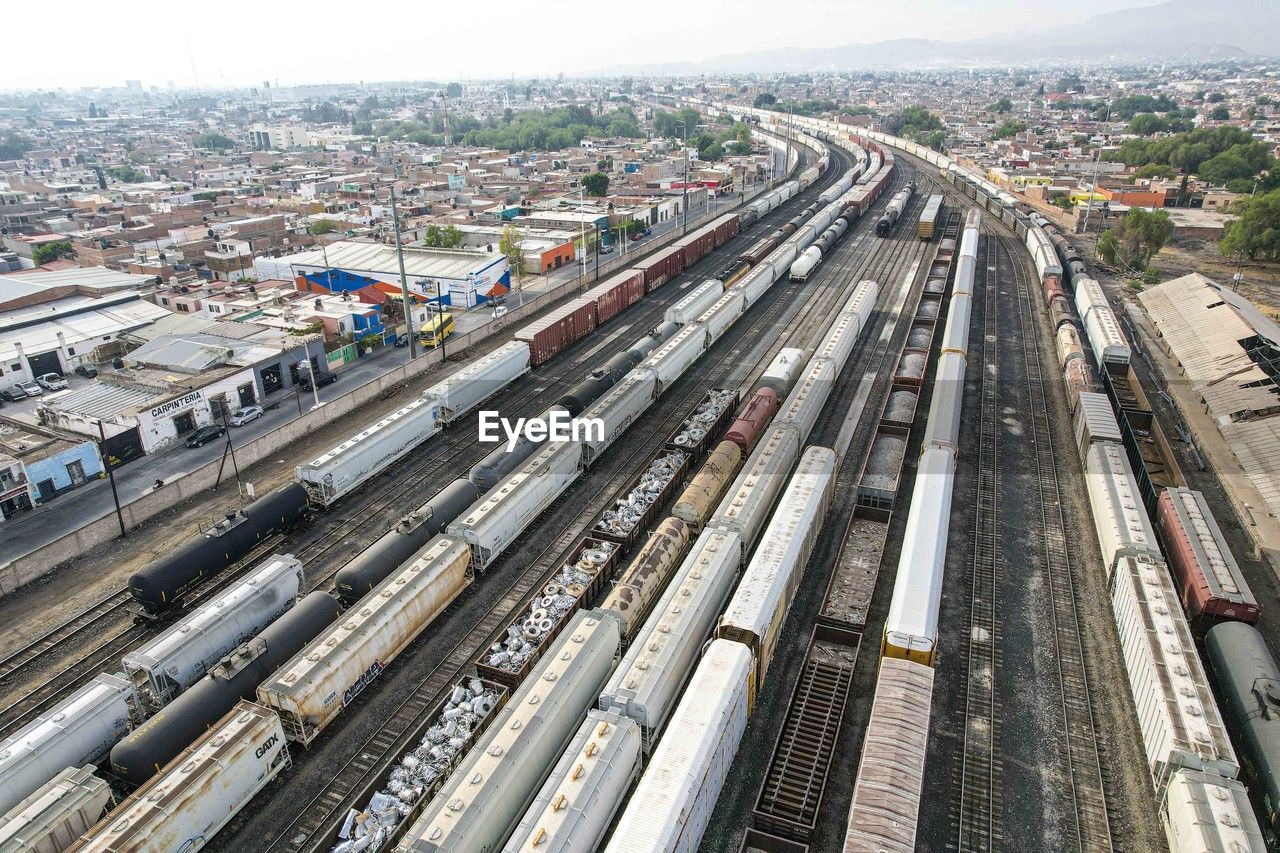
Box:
left=394, top=334, right=410, bottom=348
left=227, top=405, right=264, bottom=427
left=36, top=372, right=67, bottom=391
left=15, top=380, right=42, bottom=397
left=490, top=294, right=507, bottom=306
left=299, top=370, right=338, bottom=391
left=74, top=364, right=99, bottom=378
left=1, top=385, right=27, bottom=402
left=599, top=243, right=615, bottom=255
left=491, top=306, right=509, bottom=319
left=185, top=425, right=226, bottom=448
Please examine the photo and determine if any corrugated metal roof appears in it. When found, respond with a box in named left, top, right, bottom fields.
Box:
left=0, top=298, right=170, bottom=364
left=1139, top=273, right=1280, bottom=519
left=265, top=240, right=501, bottom=282
left=47, top=382, right=161, bottom=419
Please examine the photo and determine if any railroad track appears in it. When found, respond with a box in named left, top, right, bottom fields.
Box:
left=0, top=145, right=835, bottom=741
left=239, top=145, right=886, bottom=853
left=955, top=232, right=1006, bottom=851
left=1004, top=234, right=1113, bottom=851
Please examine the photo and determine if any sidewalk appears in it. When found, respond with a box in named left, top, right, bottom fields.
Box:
left=0, top=181, right=772, bottom=593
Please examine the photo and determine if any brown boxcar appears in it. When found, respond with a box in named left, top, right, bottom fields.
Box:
left=586, top=270, right=645, bottom=325
left=513, top=296, right=598, bottom=366
left=725, top=387, right=780, bottom=452
left=1156, top=487, right=1261, bottom=624
left=712, top=212, right=741, bottom=246
left=635, top=245, right=685, bottom=291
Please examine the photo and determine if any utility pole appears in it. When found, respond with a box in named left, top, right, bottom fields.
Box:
left=390, top=183, right=418, bottom=359
left=1082, top=100, right=1111, bottom=235
left=436, top=279, right=448, bottom=361
left=97, top=420, right=126, bottom=538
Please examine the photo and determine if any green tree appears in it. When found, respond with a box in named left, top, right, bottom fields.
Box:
left=32, top=240, right=73, bottom=265
left=1128, top=113, right=1170, bottom=136
left=0, top=131, right=32, bottom=160
left=422, top=223, right=464, bottom=248
left=988, top=97, right=1013, bottom=114
left=1056, top=73, right=1084, bottom=93
left=1220, top=190, right=1280, bottom=260
left=1209, top=105, right=1230, bottom=121
left=106, top=165, right=145, bottom=183
left=499, top=224, right=527, bottom=286
left=888, top=106, right=945, bottom=147
left=1096, top=208, right=1175, bottom=270
left=195, top=132, right=235, bottom=151
left=1197, top=149, right=1257, bottom=185
left=991, top=120, right=1026, bottom=140
left=445, top=82, right=463, bottom=98
left=582, top=172, right=609, bottom=197
left=1208, top=92, right=1226, bottom=103
left=307, top=219, right=339, bottom=236
left=1135, top=164, right=1175, bottom=180
left=752, top=93, right=777, bottom=109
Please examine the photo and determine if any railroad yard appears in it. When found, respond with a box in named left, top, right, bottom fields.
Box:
left=2, top=99, right=1278, bottom=853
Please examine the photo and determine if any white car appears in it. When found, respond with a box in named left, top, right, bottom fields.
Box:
left=227, top=405, right=264, bottom=427
left=491, top=306, right=509, bottom=319
left=36, top=372, right=67, bottom=391
left=16, top=380, right=42, bottom=396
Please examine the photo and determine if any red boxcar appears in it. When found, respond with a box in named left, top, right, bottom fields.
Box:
left=634, top=244, right=685, bottom=292
left=713, top=213, right=740, bottom=246
left=1156, top=487, right=1261, bottom=624
left=585, top=270, right=645, bottom=325
left=513, top=296, right=598, bottom=366
left=675, top=226, right=716, bottom=268
left=725, top=387, right=779, bottom=452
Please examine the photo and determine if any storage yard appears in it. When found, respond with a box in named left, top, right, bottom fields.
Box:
left=2, top=100, right=1278, bottom=853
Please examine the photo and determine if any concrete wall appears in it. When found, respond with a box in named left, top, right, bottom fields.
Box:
left=0, top=168, right=788, bottom=596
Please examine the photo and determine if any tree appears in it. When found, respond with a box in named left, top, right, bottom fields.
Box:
left=0, top=131, right=32, bottom=160
left=582, top=172, right=609, bottom=197
left=1036, top=82, right=1046, bottom=96
left=1197, top=149, right=1257, bottom=185
left=106, top=165, right=145, bottom=183
left=307, top=219, right=339, bottom=236
left=988, top=97, right=1013, bottom=114
left=499, top=224, right=527, bottom=287
left=888, top=106, right=945, bottom=147
left=1135, top=164, right=1175, bottom=180
left=196, top=132, right=234, bottom=151
left=1208, top=92, right=1226, bottom=103
left=33, top=240, right=73, bottom=265
left=1209, top=105, right=1230, bottom=121
left=1056, top=73, right=1084, bottom=93
left=445, top=82, right=463, bottom=98
left=596, top=155, right=614, bottom=172
left=991, top=120, right=1026, bottom=140
left=1096, top=208, right=1175, bottom=270
left=422, top=223, right=464, bottom=249
left=752, top=93, right=777, bottom=109
left=1220, top=190, right=1280, bottom=260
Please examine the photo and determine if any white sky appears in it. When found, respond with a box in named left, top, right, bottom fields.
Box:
left=6, top=0, right=1148, bottom=91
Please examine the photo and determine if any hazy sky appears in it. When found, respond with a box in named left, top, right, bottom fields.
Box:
left=7, top=0, right=1152, bottom=90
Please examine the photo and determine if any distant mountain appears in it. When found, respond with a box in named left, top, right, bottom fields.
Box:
left=602, top=0, right=1280, bottom=75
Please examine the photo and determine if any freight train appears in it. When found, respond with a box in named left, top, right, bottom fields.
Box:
left=721, top=103, right=1276, bottom=853
left=46, top=138, right=904, bottom=853
left=0, top=135, right=848, bottom=847
left=393, top=270, right=885, bottom=853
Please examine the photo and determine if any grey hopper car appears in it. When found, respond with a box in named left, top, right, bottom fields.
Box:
left=109, top=590, right=340, bottom=783
left=1206, top=621, right=1280, bottom=832
left=628, top=322, right=679, bottom=362
left=335, top=479, right=480, bottom=603
left=128, top=482, right=309, bottom=614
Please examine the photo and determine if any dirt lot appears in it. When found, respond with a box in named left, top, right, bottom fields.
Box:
left=1075, top=230, right=1280, bottom=316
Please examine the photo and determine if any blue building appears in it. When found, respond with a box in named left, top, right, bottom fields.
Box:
left=0, top=422, right=104, bottom=506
